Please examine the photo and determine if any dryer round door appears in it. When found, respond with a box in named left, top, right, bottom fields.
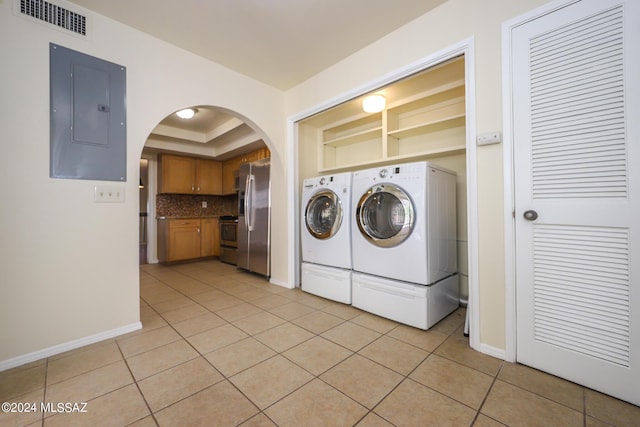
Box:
left=305, top=189, right=343, bottom=240
left=356, top=183, right=415, bottom=247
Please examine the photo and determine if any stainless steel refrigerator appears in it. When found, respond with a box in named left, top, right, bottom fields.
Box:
left=237, top=158, right=271, bottom=277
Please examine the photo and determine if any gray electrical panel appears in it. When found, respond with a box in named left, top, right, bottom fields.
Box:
left=50, top=43, right=126, bottom=181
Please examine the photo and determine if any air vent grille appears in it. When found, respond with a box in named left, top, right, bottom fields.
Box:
left=533, top=224, right=630, bottom=367
left=20, top=0, right=86, bottom=36
left=529, top=6, right=626, bottom=199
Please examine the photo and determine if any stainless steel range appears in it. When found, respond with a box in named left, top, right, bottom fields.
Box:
left=219, top=216, right=238, bottom=265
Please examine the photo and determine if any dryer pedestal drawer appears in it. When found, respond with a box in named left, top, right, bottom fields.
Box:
left=301, top=262, right=352, bottom=304
left=352, top=272, right=458, bottom=330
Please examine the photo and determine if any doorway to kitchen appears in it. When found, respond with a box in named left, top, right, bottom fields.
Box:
left=139, top=105, right=271, bottom=268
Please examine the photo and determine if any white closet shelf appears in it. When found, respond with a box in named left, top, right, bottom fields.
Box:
left=319, top=144, right=466, bottom=173
left=323, top=127, right=383, bottom=147
left=303, top=55, right=467, bottom=173
left=388, top=114, right=466, bottom=139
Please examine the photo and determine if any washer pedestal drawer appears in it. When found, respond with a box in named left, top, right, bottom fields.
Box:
left=352, top=272, right=458, bottom=330
left=301, top=262, right=352, bottom=304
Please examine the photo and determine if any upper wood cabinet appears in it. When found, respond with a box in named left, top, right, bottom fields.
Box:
left=222, top=156, right=241, bottom=195
left=221, top=147, right=270, bottom=194
left=195, top=159, right=222, bottom=195
left=158, top=155, right=193, bottom=194
left=159, top=154, right=222, bottom=195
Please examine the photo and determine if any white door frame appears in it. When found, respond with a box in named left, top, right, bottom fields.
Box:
left=142, top=153, right=159, bottom=264
left=502, top=0, right=583, bottom=363
left=287, top=37, right=481, bottom=350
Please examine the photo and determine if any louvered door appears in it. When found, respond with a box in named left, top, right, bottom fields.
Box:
left=511, top=0, right=639, bottom=405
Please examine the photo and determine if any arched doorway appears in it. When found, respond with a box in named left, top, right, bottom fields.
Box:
left=139, top=105, right=271, bottom=266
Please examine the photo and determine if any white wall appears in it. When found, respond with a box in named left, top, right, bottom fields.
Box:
left=286, top=0, right=550, bottom=352
left=0, top=0, right=286, bottom=366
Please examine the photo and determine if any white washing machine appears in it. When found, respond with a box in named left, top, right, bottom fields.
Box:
left=300, top=172, right=352, bottom=303
left=350, top=161, right=458, bottom=328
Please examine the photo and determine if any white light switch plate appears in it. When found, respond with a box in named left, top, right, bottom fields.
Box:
left=94, top=185, right=125, bottom=203
left=476, top=131, right=502, bottom=146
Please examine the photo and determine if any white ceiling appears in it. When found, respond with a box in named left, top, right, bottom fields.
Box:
left=68, top=0, right=446, bottom=90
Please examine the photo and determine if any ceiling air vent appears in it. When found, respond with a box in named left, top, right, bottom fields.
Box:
left=19, top=0, right=87, bottom=36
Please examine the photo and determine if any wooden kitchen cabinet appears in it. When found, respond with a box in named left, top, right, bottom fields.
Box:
left=221, top=147, right=271, bottom=194
left=158, top=217, right=220, bottom=262
left=163, top=219, right=201, bottom=262
left=201, top=217, right=220, bottom=257
left=158, top=155, right=194, bottom=194
left=239, top=147, right=270, bottom=164
left=159, top=154, right=222, bottom=195
left=195, top=159, right=222, bottom=195
left=222, top=156, right=241, bottom=195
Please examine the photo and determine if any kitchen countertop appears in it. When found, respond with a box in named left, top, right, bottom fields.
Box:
left=157, top=215, right=223, bottom=220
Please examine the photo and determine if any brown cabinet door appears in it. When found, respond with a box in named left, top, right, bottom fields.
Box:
left=200, top=218, right=219, bottom=257
left=222, top=157, right=240, bottom=194
left=221, top=148, right=270, bottom=195
left=195, top=159, right=222, bottom=195
left=244, top=150, right=260, bottom=163
left=159, top=155, right=195, bottom=194
left=168, top=220, right=201, bottom=261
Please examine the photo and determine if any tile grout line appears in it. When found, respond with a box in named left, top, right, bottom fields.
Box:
left=115, top=341, right=161, bottom=427
left=361, top=317, right=476, bottom=426
left=473, top=361, right=505, bottom=426
left=40, top=358, right=48, bottom=427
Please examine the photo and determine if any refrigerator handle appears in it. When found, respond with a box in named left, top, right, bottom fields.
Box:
left=244, top=173, right=251, bottom=230
left=247, top=174, right=255, bottom=231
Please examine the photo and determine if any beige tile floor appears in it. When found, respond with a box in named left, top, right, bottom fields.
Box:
left=2, top=259, right=639, bottom=427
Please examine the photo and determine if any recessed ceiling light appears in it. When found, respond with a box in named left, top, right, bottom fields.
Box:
left=362, top=95, right=386, bottom=113
left=176, top=108, right=197, bottom=119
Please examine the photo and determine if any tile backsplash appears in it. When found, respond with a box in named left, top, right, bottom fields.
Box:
left=157, top=194, right=238, bottom=217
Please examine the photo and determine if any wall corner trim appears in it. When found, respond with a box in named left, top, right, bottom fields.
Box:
left=269, top=277, right=294, bottom=289
left=0, top=322, right=142, bottom=372
left=479, top=342, right=507, bottom=361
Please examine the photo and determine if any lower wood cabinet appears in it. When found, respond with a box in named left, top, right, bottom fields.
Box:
left=158, top=217, right=220, bottom=262
left=200, top=217, right=220, bottom=257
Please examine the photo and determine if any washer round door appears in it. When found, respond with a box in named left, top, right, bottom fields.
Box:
left=356, top=183, right=415, bottom=247
left=305, top=189, right=343, bottom=240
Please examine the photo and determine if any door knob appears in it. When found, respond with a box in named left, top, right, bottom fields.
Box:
left=523, top=210, right=538, bottom=221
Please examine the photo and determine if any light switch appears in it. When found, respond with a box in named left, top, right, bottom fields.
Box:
left=476, top=131, right=502, bottom=146
left=94, top=185, right=125, bottom=203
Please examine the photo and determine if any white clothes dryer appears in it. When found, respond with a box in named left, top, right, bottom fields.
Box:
left=300, top=172, right=352, bottom=303
left=351, top=161, right=457, bottom=285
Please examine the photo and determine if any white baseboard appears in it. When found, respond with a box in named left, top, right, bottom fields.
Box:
left=269, top=277, right=293, bottom=289
left=0, top=322, right=142, bottom=372
left=478, top=342, right=507, bottom=361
